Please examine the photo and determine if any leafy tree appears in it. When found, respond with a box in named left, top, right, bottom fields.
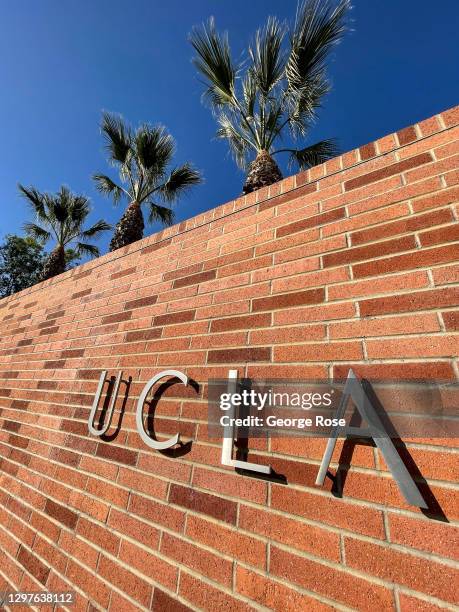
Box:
left=0, top=234, right=46, bottom=297
left=190, top=0, right=350, bottom=194
left=93, top=112, right=202, bottom=251
left=18, top=184, right=111, bottom=279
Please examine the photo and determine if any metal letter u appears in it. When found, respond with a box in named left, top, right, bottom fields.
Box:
left=88, top=370, right=123, bottom=436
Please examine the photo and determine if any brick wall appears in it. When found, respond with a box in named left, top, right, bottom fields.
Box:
left=0, top=105, right=458, bottom=611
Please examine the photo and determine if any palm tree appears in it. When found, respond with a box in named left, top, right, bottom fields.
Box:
left=190, top=0, right=350, bottom=194
left=93, top=113, right=202, bottom=251
left=19, top=184, right=111, bottom=280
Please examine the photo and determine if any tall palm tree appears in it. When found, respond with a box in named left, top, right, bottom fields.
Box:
left=19, top=184, right=111, bottom=280
left=93, top=113, right=202, bottom=251
left=190, top=0, right=350, bottom=194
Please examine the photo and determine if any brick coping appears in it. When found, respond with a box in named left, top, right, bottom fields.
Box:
left=1, top=104, right=458, bottom=305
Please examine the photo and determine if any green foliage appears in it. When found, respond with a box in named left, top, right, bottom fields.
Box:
left=190, top=0, right=350, bottom=170
left=93, top=113, right=202, bottom=226
left=0, top=234, right=46, bottom=297
left=18, top=184, right=111, bottom=259
left=64, top=248, right=82, bottom=269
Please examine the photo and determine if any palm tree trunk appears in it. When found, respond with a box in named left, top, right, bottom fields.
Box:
left=242, top=150, right=283, bottom=195
left=42, top=245, right=66, bottom=280
left=109, top=201, right=145, bottom=251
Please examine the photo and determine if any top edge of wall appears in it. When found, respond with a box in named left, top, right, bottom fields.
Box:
left=2, top=103, right=458, bottom=306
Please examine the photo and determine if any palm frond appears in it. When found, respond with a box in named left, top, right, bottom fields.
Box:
left=249, top=16, right=286, bottom=97
left=264, top=103, right=285, bottom=147
left=48, top=197, right=69, bottom=224
left=286, top=0, right=350, bottom=91
left=80, top=220, right=112, bottom=239
left=23, top=222, right=51, bottom=244
left=21, top=183, right=110, bottom=255
left=135, top=125, right=174, bottom=174
left=146, top=202, right=175, bottom=226
left=75, top=242, right=100, bottom=258
left=216, top=114, right=253, bottom=169
left=287, top=75, right=330, bottom=137
left=190, top=18, right=237, bottom=108
left=93, top=174, right=125, bottom=204
left=288, top=138, right=339, bottom=169
left=242, top=70, right=257, bottom=119
left=18, top=184, right=47, bottom=220
left=100, top=112, right=132, bottom=165
left=157, top=164, right=202, bottom=203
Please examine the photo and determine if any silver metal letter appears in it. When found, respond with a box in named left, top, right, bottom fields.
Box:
left=136, top=369, right=188, bottom=450
left=221, top=369, right=271, bottom=475
left=315, top=369, right=427, bottom=508
left=88, top=370, right=123, bottom=436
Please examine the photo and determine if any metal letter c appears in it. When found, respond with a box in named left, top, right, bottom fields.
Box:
left=135, top=369, right=188, bottom=450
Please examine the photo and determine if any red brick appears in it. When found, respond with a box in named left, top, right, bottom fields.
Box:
left=359, top=287, right=459, bottom=316
left=330, top=312, right=440, bottom=339
left=276, top=207, right=345, bottom=237
left=354, top=243, right=459, bottom=278
left=399, top=593, right=448, bottom=612
left=274, top=341, right=362, bottom=362
left=441, top=105, right=459, bottom=127
left=163, top=262, right=203, bottom=281
left=420, top=222, right=459, bottom=246
left=125, top=328, right=162, bottom=342
left=333, top=361, right=455, bottom=380
left=76, top=517, right=120, bottom=555
left=17, top=545, right=50, bottom=585
left=129, top=493, right=185, bottom=532
left=351, top=208, right=453, bottom=245
left=259, top=182, right=317, bottom=211
left=119, top=540, right=178, bottom=590
left=173, top=269, right=216, bottom=289
left=186, top=514, right=266, bottom=568
left=207, top=347, right=270, bottom=364
left=179, top=572, right=250, bottom=612
left=345, top=538, right=459, bottom=604
left=59, top=530, right=99, bottom=569
left=239, top=505, right=340, bottom=562
left=152, top=589, right=192, bottom=612
left=397, top=125, right=418, bottom=145
left=443, top=310, right=459, bottom=330
left=101, top=310, right=132, bottom=325
left=110, top=266, right=136, bottom=279
left=272, top=266, right=349, bottom=293
left=192, top=466, right=267, bottom=504
left=95, top=443, right=138, bottom=467
left=366, top=335, right=458, bottom=359
left=210, top=313, right=270, bottom=333
left=412, top=185, right=459, bottom=212
left=328, top=270, right=429, bottom=300
left=44, top=498, right=78, bottom=529
left=324, top=236, right=416, bottom=267
left=251, top=323, right=325, bottom=344
left=236, top=566, right=331, bottom=612
left=359, top=141, right=377, bottom=160
left=252, top=288, right=325, bottom=312
left=169, top=484, right=237, bottom=525
left=124, top=295, right=158, bottom=310
left=271, top=485, right=385, bottom=538
left=270, top=546, right=394, bottom=611
left=161, top=532, right=233, bottom=586
left=108, top=508, right=160, bottom=549
left=99, top=554, right=152, bottom=607
left=389, top=514, right=459, bottom=560
left=344, top=152, right=432, bottom=191
left=141, top=237, right=172, bottom=254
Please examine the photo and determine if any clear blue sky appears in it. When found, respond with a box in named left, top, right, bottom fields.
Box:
left=1, top=0, right=458, bottom=255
